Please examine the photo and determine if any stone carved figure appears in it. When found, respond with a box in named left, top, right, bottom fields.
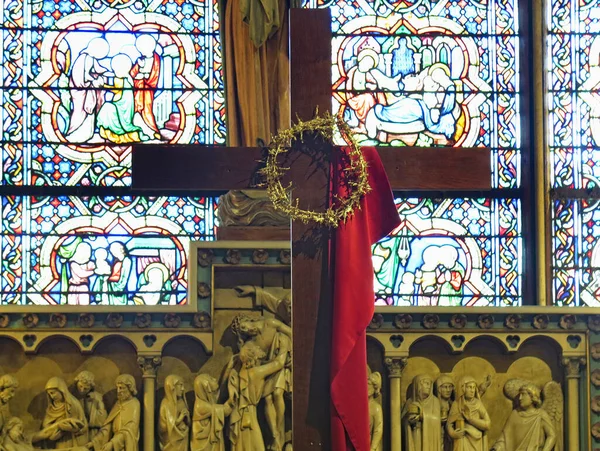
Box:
left=367, top=372, right=383, bottom=451
left=230, top=314, right=291, bottom=450
left=158, top=375, right=190, bottom=451
left=32, top=377, right=88, bottom=449
left=436, top=375, right=455, bottom=450
left=191, top=374, right=233, bottom=451
left=447, top=376, right=490, bottom=451
left=0, top=374, right=18, bottom=434
left=491, top=380, right=563, bottom=451
left=75, top=371, right=108, bottom=439
left=87, top=374, right=140, bottom=451
left=402, top=374, right=442, bottom=451
left=228, top=342, right=287, bottom=451
left=235, top=286, right=291, bottom=326
left=1, top=417, right=34, bottom=451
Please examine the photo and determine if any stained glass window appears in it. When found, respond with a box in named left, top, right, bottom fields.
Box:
left=1, top=0, right=223, bottom=305
left=2, top=0, right=224, bottom=187
left=548, top=0, right=600, bottom=306
left=302, top=0, right=524, bottom=306
left=374, top=198, right=521, bottom=306
left=1, top=195, right=217, bottom=305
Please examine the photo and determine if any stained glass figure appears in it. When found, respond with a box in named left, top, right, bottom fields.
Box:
left=1, top=196, right=217, bottom=305
left=302, top=0, right=521, bottom=191
left=303, top=0, right=523, bottom=306
left=1, top=0, right=222, bottom=305
left=2, top=0, right=224, bottom=187
left=372, top=198, right=522, bottom=306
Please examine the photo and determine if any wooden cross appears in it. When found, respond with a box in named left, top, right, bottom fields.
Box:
left=132, top=8, right=490, bottom=449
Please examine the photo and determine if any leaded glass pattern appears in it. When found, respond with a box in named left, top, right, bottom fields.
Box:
left=302, top=0, right=521, bottom=190
left=303, top=0, right=524, bottom=306
left=0, top=0, right=222, bottom=305
left=551, top=198, right=600, bottom=306
left=372, top=197, right=522, bottom=306
left=1, top=0, right=225, bottom=187
left=548, top=0, right=600, bottom=305
left=1, top=195, right=217, bottom=305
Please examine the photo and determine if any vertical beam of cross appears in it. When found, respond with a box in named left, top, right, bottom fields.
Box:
left=289, top=8, right=334, bottom=449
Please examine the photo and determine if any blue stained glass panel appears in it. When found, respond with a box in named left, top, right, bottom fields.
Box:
left=304, top=0, right=521, bottom=190
left=1, top=195, right=217, bottom=305
left=372, top=198, right=522, bottom=307
left=1, top=0, right=225, bottom=187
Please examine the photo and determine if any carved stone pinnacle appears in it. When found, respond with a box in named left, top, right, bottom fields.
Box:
left=384, top=357, right=407, bottom=378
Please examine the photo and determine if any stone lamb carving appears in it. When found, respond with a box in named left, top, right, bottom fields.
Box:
left=367, top=372, right=383, bottom=451
left=32, top=377, right=88, bottom=449
left=447, top=376, right=491, bottom=451
left=491, top=379, right=563, bottom=451
left=87, top=374, right=140, bottom=451
left=0, top=374, right=18, bottom=433
left=158, top=375, right=190, bottom=451
left=75, top=371, right=108, bottom=439
left=191, top=374, right=233, bottom=451
left=228, top=342, right=287, bottom=451
left=402, top=374, right=441, bottom=451
left=230, top=313, right=291, bottom=450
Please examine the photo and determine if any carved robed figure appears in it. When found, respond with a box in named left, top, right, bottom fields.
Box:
left=158, top=375, right=190, bottom=451
left=32, top=377, right=88, bottom=449
left=447, top=376, right=490, bottom=451
left=88, top=374, right=140, bottom=451
left=491, top=380, right=563, bottom=451
left=191, top=374, right=233, bottom=451
left=402, top=374, right=441, bottom=451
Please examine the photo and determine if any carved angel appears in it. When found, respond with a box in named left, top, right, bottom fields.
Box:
left=491, top=379, right=563, bottom=451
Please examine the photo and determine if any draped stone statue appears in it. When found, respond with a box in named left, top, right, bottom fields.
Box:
left=367, top=372, right=383, bottom=451
left=158, top=375, right=190, bottom=451
left=87, top=374, right=140, bottom=451
left=32, top=377, right=88, bottom=449
left=447, top=376, right=490, bottom=451
left=231, top=314, right=291, bottom=450
left=191, top=374, right=233, bottom=451
left=228, top=342, right=287, bottom=451
left=491, top=380, right=562, bottom=451
left=1, top=417, right=34, bottom=451
left=75, top=371, right=108, bottom=439
left=402, top=374, right=441, bottom=451
left=0, top=374, right=18, bottom=434
left=436, top=374, right=455, bottom=450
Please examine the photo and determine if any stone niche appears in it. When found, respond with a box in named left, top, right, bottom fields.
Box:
left=367, top=310, right=593, bottom=451
left=0, top=240, right=291, bottom=451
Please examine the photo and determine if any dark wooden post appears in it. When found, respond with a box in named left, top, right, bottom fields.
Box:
left=289, top=9, right=333, bottom=449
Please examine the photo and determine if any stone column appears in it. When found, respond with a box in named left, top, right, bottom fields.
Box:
left=138, top=355, right=162, bottom=451
left=563, top=357, right=585, bottom=451
left=385, top=357, right=407, bottom=451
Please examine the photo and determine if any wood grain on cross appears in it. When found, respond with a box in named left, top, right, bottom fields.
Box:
left=132, top=8, right=490, bottom=450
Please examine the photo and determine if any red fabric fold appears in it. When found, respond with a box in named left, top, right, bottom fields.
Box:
left=330, top=147, right=400, bottom=451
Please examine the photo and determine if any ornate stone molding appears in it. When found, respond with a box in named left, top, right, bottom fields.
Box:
left=137, top=355, right=162, bottom=378
left=562, top=357, right=586, bottom=378
left=384, top=357, right=407, bottom=378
